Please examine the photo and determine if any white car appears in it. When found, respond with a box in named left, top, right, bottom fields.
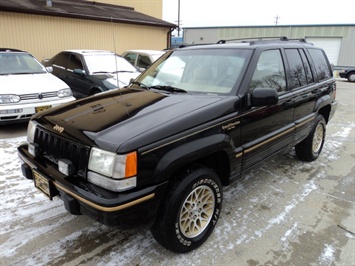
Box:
left=122, top=50, right=165, bottom=71
left=0, top=48, right=76, bottom=125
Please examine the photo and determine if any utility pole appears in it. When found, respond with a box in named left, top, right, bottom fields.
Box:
left=274, top=15, right=280, bottom=25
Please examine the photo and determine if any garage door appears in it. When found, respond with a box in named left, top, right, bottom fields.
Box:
left=306, top=37, right=342, bottom=65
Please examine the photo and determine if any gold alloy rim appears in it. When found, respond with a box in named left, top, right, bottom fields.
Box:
left=179, top=185, right=215, bottom=238
left=313, top=123, right=324, bottom=153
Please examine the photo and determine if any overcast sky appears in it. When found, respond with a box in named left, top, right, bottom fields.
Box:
left=163, top=0, right=355, bottom=29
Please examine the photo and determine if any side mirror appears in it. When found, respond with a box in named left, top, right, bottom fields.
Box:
left=250, top=88, right=278, bottom=107
left=46, top=66, right=53, bottom=73
left=73, top=69, right=86, bottom=75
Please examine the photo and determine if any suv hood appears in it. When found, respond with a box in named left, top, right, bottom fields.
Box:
left=35, top=88, right=237, bottom=152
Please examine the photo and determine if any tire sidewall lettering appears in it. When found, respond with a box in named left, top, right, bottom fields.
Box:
left=174, top=177, right=222, bottom=246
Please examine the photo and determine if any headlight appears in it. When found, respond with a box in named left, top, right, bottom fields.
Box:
left=0, top=94, right=20, bottom=104
left=88, top=147, right=137, bottom=179
left=27, top=120, right=37, bottom=143
left=57, top=88, right=73, bottom=98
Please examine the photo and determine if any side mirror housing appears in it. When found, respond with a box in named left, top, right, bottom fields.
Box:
left=250, top=88, right=278, bottom=107
left=73, top=69, right=86, bottom=75
left=46, top=66, right=53, bottom=73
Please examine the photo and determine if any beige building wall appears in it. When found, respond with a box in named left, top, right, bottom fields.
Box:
left=0, top=11, right=170, bottom=61
left=93, top=0, right=163, bottom=19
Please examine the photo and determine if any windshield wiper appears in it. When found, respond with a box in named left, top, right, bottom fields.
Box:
left=130, top=81, right=150, bottom=90
left=149, top=85, right=187, bottom=94
left=112, top=70, right=135, bottom=74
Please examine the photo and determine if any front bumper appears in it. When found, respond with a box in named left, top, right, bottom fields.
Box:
left=18, top=143, right=168, bottom=228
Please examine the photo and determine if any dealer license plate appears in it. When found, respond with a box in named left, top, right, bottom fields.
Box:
left=33, top=170, right=56, bottom=200
left=35, top=105, right=52, bottom=113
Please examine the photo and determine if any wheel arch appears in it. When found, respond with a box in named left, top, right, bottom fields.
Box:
left=314, top=95, right=332, bottom=123
left=153, top=134, right=232, bottom=186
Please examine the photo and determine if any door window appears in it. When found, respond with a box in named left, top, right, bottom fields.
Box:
left=124, top=53, right=137, bottom=65
left=67, top=54, right=84, bottom=71
left=52, top=53, right=69, bottom=69
left=285, top=49, right=308, bottom=89
left=249, top=50, right=286, bottom=93
left=137, top=55, right=151, bottom=69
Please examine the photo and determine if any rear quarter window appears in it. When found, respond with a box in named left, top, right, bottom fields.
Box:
left=308, top=48, right=332, bottom=81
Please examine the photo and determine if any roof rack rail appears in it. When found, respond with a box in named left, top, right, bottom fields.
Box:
left=217, top=36, right=292, bottom=44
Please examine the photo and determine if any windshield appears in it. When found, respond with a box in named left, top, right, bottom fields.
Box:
left=84, top=53, right=137, bottom=74
left=0, top=52, right=47, bottom=75
left=138, top=48, right=252, bottom=95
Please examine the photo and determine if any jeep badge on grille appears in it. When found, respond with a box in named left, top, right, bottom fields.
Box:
left=53, top=125, right=64, bottom=133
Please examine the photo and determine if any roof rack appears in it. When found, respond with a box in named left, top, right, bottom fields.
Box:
left=216, top=36, right=309, bottom=44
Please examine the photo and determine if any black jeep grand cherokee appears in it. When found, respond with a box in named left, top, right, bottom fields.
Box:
left=18, top=37, right=337, bottom=253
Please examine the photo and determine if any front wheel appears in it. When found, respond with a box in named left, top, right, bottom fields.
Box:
left=295, top=114, right=326, bottom=161
left=151, top=166, right=223, bottom=253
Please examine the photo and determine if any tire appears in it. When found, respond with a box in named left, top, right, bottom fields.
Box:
left=151, top=166, right=223, bottom=253
left=348, top=72, right=355, bottom=82
left=295, top=115, right=326, bottom=162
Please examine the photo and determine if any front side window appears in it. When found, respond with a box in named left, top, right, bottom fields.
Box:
left=137, top=55, right=151, bottom=69
left=124, top=53, right=137, bottom=65
left=53, top=53, right=70, bottom=68
left=249, top=49, right=286, bottom=93
left=308, top=48, right=332, bottom=81
left=67, top=54, right=84, bottom=71
left=138, top=48, right=253, bottom=95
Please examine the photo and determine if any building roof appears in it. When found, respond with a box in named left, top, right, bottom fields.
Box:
left=0, top=0, right=176, bottom=28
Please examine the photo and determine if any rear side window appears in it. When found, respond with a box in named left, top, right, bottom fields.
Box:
left=308, top=48, right=332, bottom=81
left=285, top=49, right=313, bottom=89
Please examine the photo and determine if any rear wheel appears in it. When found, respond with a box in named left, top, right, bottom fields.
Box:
left=348, top=72, right=355, bottom=82
left=151, top=166, right=222, bottom=253
left=295, top=115, right=326, bottom=161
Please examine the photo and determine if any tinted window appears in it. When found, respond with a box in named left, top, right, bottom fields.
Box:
left=299, top=49, right=313, bottom=83
left=249, top=49, right=286, bottom=93
left=137, top=55, right=151, bottom=69
left=53, top=53, right=69, bottom=68
left=67, top=54, right=83, bottom=70
left=124, top=53, right=137, bottom=65
left=285, top=49, right=307, bottom=89
left=308, top=48, right=332, bottom=81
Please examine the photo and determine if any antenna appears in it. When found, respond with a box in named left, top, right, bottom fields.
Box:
left=111, top=17, right=130, bottom=115
left=274, top=15, right=280, bottom=25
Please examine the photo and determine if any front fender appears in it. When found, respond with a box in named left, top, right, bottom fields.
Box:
left=153, top=134, right=232, bottom=182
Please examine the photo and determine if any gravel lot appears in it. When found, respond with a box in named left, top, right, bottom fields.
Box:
left=1, top=80, right=354, bottom=266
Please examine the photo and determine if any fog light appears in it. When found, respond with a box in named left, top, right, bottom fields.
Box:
left=58, top=159, right=75, bottom=176
left=28, top=143, right=40, bottom=157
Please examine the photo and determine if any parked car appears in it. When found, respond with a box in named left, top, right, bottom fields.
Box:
left=338, top=67, right=355, bottom=82
left=0, top=48, right=75, bottom=125
left=122, top=50, right=165, bottom=71
left=43, top=50, right=140, bottom=98
left=18, top=37, right=337, bottom=253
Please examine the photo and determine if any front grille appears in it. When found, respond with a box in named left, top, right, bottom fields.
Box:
left=34, top=127, right=90, bottom=177
left=20, top=92, right=58, bottom=100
